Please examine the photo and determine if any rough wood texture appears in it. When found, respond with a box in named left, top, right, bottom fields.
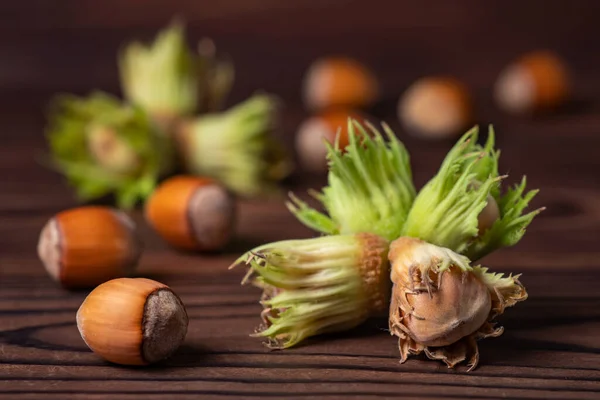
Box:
left=2, top=1, right=600, bottom=398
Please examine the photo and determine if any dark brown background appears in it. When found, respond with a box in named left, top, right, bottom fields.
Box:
left=2, top=1, right=600, bottom=399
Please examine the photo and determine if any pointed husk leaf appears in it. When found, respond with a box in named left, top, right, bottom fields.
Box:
left=401, top=125, right=543, bottom=260
left=118, top=20, right=234, bottom=122
left=287, top=118, right=416, bottom=241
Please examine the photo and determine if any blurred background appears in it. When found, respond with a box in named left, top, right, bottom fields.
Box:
left=1, top=0, right=599, bottom=256
left=3, top=0, right=599, bottom=99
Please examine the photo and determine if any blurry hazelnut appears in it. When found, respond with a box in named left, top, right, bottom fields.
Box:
left=87, top=125, right=141, bottom=174
left=145, top=175, right=236, bottom=251
left=494, top=50, right=570, bottom=115
left=76, top=277, right=188, bottom=366
left=398, top=76, right=473, bottom=140
left=302, top=56, right=380, bottom=111
left=295, top=110, right=370, bottom=172
left=37, top=206, right=141, bottom=289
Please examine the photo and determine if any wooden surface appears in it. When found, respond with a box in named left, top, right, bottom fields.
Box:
left=2, top=1, right=600, bottom=399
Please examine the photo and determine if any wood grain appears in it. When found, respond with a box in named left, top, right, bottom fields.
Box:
left=2, top=1, right=600, bottom=398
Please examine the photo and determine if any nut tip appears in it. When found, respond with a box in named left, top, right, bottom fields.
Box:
left=37, top=218, right=62, bottom=283
left=188, top=184, right=235, bottom=251
left=142, top=288, right=189, bottom=364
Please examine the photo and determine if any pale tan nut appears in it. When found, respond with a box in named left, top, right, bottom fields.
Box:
left=494, top=50, right=570, bottom=115
left=398, top=76, right=473, bottom=140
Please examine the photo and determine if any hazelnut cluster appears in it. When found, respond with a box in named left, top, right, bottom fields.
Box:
left=296, top=50, right=570, bottom=171
left=37, top=175, right=236, bottom=366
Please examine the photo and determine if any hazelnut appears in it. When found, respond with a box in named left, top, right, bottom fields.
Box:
left=398, top=76, right=473, bottom=140
left=402, top=266, right=492, bottom=347
left=37, top=206, right=142, bottom=289
left=494, top=50, right=570, bottom=115
left=302, top=56, right=380, bottom=111
left=477, top=194, right=500, bottom=235
left=145, top=175, right=236, bottom=251
left=76, top=277, right=188, bottom=366
left=87, top=124, right=141, bottom=174
left=469, top=181, right=501, bottom=235
left=295, top=109, right=370, bottom=172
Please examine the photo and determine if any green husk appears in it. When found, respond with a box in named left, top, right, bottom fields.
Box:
left=118, top=20, right=292, bottom=197
left=177, top=93, right=291, bottom=197
left=118, top=20, right=234, bottom=121
left=45, top=91, right=173, bottom=209
left=230, top=233, right=390, bottom=348
left=401, top=125, right=543, bottom=260
left=287, top=119, right=416, bottom=241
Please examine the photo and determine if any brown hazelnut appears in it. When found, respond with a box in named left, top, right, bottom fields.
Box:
left=76, top=277, right=188, bottom=366
left=37, top=206, right=142, bottom=289
left=302, top=56, right=380, bottom=111
left=144, top=175, right=236, bottom=251
left=495, top=50, right=570, bottom=114
left=398, top=76, right=473, bottom=140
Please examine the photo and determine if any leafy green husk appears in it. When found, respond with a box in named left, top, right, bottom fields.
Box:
left=45, top=91, right=173, bottom=209
left=177, top=93, right=292, bottom=197
left=287, top=119, right=416, bottom=241
left=230, top=233, right=390, bottom=348
left=401, top=125, right=544, bottom=260
left=118, top=20, right=234, bottom=121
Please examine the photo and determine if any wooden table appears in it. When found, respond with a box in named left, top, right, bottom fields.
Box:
left=2, top=1, right=600, bottom=398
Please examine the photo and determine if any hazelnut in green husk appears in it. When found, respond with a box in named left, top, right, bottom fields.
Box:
left=118, top=21, right=291, bottom=197
left=230, top=119, right=416, bottom=349
left=387, top=126, right=541, bottom=370
left=388, top=237, right=527, bottom=371
left=45, top=92, right=174, bottom=209
left=231, top=233, right=390, bottom=348
left=174, top=94, right=292, bottom=198
left=118, top=20, right=234, bottom=125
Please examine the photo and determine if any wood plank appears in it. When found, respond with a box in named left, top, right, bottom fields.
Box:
left=2, top=0, right=600, bottom=397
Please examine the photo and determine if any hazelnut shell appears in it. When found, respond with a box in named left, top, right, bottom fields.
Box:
left=398, top=76, right=473, bottom=140
left=495, top=50, right=569, bottom=114
left=145, top=175, right=236, bottom=251
left=303, top=57, right=379, bottom=111
left=37, top=206, right=141, bottom=289
left=76, top=277, right=189, bottom=366
left=404, top=267, right=492, bottom=347
left=477, top=195, right=500, bottom=235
